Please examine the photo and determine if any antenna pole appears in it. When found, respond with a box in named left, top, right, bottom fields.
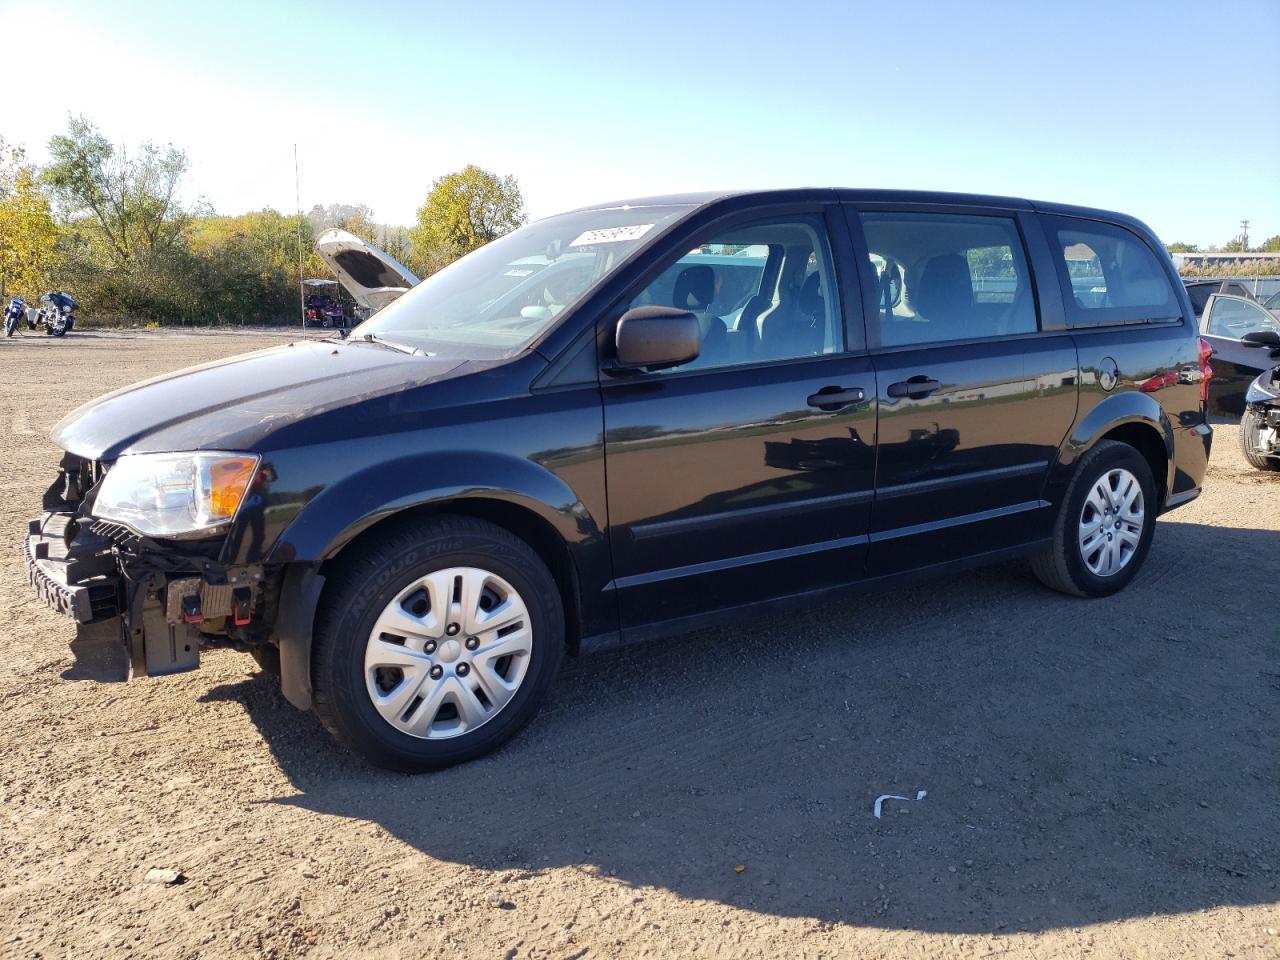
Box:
left=295, top=144, right=305, bottom=330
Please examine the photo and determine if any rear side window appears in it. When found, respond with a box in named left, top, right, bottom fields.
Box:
left=1044, top=216, right=1178, bottom=326
left=859, top=212, right=1037, bottom=347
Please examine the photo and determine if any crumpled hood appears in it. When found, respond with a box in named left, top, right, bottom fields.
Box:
left=51, top=340, right=467, bottom=459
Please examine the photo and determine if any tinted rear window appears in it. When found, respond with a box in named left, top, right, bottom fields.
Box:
left=1044, top=216, right=1179, bottom=327
left=1183, top=282, right=1215, bottom=316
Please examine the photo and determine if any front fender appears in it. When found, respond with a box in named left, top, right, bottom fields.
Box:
left=267, top=449, right=599, bottom=564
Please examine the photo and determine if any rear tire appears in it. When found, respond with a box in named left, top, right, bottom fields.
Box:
left=311, top=516, right=564, bottom=771
left=1240, top=407, right=1280, bottom=471
left=1031, top=440, right=1157, bottom=598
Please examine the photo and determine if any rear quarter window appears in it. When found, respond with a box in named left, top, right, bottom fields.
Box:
left=1043, top=216, right=1180, bottom=327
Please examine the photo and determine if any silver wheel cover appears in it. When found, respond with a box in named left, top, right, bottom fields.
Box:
left=1078, top=468, right=1145, bottom=577
left=363, top=566, right=533, bottom=739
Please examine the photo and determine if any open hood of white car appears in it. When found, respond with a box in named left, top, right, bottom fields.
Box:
left=315, top=228, right=420, bottom=311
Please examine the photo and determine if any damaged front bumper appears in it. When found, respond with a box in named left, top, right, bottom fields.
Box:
left=25, top=512, right=120, bottom=623
left=25, top=508, right=267, bottom=678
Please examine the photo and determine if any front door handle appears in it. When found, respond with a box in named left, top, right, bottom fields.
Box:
left=887, top=376, right=941, bottom=400
left=807, top=386, right=866, bottom=411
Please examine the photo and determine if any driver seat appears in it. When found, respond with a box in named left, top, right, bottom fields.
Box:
left=672, top=265, right=728, bottom=366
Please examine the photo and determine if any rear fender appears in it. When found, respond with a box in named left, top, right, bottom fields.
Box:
left=1044, top=391, right=1174, bottom=508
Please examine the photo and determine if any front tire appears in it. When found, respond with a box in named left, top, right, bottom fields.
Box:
left=1240, top=407, right=1280, bottom=471
left=1031, top=440, right=1157, bottom=598
left=311, top=516, right=564, bottom=771
left=250, top=644, right=281, bottom=674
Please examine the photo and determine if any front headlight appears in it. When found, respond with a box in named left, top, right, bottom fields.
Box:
left=93, top=452, right=260, bottom=538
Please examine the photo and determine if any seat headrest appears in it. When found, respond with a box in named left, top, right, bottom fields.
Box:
left=913, top=254, right=973, bottom=322
left=799, top=272, right=824, bottom=318
left=673, top=265, right=715, bottom=313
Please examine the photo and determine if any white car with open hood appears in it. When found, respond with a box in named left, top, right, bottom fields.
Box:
left=314, top=229, right=421, bottom=315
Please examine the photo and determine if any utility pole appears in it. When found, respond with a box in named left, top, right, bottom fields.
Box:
left=295, top=144, right=306, bottom=330
left=1239, top=219, right=1250, bottom=252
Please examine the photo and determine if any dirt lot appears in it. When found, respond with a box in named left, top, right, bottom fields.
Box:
left=1, top=329, right=1277, bottom=959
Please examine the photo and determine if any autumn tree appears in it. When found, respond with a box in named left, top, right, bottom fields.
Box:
left=410, top=165, right=526, bottom=274
left=43, top=115, right=190, bottom=266
left=0, top=139, right=58, bottom=300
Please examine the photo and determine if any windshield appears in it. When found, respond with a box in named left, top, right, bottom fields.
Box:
left=351, top=205, right=691, bottom=356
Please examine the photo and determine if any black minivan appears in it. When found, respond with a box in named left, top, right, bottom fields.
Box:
left=26, top=189, right=1213, bottom=770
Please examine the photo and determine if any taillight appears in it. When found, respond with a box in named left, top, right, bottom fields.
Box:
left=1198, top=337, right=1214, bottom=404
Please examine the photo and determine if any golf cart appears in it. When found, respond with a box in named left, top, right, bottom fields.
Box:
left=302, top=279, right=348, bottom=328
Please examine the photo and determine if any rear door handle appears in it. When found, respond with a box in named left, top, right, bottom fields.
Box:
left=887, top=376, right=941, bottom=399
left=807, top=386, right=866, bottom=411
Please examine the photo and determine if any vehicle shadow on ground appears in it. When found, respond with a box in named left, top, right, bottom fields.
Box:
left=61, top=620, right=128, bottom=682
left=206, top=519, right=1280, bottom=934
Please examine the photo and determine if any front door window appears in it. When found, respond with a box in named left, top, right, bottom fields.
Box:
left=1205, top=296, right=1280, bottom=340
left=623, top=217, right=842, bottom=370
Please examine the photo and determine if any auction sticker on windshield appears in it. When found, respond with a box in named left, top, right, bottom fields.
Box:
left=569, top=224, right=654, bottom=247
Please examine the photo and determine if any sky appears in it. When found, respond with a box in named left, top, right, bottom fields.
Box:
left=2, top=0, right=1277, bottom=247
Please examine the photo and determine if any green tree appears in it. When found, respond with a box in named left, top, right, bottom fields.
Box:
left=1257, top=235, right=1280, bottom=253
left=0, top=140, right=58, bottom=300
left=377, top=224, right=412, bottom=263
left=43, top=115, right=190, bottom=266
left=183, top=209, right=321, bottom=323
left=1166, top=242, right=1198, bottom=253
left=307, top=202, right=378, bottom=242
left=410, top=165, right=526, bottom=274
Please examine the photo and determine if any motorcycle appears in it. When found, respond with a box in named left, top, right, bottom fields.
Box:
left=1239, top=331, right=1280, bottom=472
left=3, top=297, right=26, bottom=337
left=35, top=291, right=77, bottom=337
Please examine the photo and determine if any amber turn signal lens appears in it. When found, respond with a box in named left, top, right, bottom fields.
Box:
left=209, top=457, right=258, bottom=518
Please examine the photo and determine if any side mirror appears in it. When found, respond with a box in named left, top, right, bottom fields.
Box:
left=1240, top=330, right=1280, bottom=348
left=613, top=306, right=700, bottom=372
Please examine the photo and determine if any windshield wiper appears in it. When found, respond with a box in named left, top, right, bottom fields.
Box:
left=350, top=332, right=422, bottom=355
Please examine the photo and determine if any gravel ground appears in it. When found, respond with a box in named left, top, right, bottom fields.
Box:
left=1, top=329, right=1277, bottom=960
